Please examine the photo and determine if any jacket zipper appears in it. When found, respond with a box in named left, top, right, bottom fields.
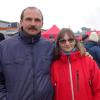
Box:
left=76, top=70, right=79, bottom=91
left=68, top=56, right=75, bottom=100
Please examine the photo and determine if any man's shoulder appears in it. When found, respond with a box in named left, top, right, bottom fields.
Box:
left=40, top=37, right=50, bottom=42
left=39, top=37, right=54, bottom=46
left=37, top=37, right=54, bottom=51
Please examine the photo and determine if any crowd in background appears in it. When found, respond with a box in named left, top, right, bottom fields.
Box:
left=81, top=32, right=100, bottom=68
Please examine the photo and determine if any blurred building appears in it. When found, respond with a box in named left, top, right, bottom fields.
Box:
left=0, top=20, right=19, bottom=38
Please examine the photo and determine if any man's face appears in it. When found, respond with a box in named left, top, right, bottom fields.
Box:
left=20, top=8, right=43, bottom=35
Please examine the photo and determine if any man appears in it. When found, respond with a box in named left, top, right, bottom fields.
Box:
left=0, top=7, right=54, bottom=100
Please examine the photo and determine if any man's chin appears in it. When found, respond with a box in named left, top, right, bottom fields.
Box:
left=28, top=31, right=39, bottom=35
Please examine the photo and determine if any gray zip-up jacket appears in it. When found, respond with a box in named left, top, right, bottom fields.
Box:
left=0, top=31, right=54, bottom=100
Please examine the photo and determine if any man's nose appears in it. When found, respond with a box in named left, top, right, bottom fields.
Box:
left=31, top=20, right=35, bottom=25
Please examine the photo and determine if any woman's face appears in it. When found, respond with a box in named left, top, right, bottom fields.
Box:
left=59, top=33, right=76, bottom=52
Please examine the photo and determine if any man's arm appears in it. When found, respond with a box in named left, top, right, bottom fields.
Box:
left=0, top=44, right=7, bottom=100
left=0, top=72, right=7, bottom=100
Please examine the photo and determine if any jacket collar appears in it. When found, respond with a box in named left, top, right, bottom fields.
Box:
left=19, top=29, right=41, bottom=44
left=60, top=51, right=83, bottom=63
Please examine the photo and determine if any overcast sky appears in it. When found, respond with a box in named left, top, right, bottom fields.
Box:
left=0, top=0, right=100, bottom=31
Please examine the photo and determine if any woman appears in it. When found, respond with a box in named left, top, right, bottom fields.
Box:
left=51, top=28, right=100, bottom=100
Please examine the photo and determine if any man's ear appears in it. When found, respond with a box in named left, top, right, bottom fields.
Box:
left=41, top=22, right=43, bottom=28
left=20, top=20, right=22, bottom=24
left=20, top=20, right=23, bottom=28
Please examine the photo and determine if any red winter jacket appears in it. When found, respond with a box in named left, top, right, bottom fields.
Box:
left=51, top=51, right=100, bottom=100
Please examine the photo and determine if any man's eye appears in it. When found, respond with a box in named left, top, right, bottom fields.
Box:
left=26, top=18, right=32, bottom=21
left=35, top=18, right=41, bottom=22
left=25, top=18, right=41, bottom=22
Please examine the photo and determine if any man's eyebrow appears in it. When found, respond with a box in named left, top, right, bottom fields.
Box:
left=25, top=17, right=42, bottom=21
left=34, top=18, right=42, bottom=21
